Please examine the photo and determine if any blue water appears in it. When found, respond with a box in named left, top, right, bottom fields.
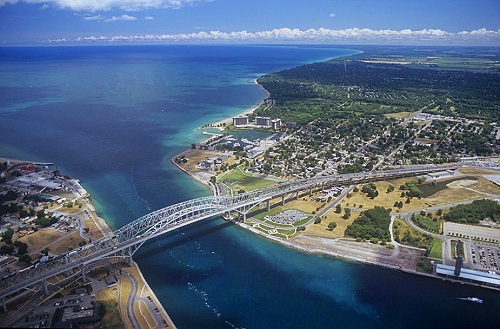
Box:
left=1, top=45, right=499, bottom=329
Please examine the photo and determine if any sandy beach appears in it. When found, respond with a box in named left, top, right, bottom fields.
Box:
left=206, top=79, right=270, bottom=131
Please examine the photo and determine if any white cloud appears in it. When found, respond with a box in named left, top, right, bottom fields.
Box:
left=0, top=0, right=211, bottom=11
left=45, top=27, right=500, bottom=46
left=144, top=16, right=154, bottom=20
left=105, top=14, right=137, bottom=22
left=0, top=1, right=20, bottom=7
left=329, top=13, right=335, bottom=18
left=83, top=14, right=105, bottom=21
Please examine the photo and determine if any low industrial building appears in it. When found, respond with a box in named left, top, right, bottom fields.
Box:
left=435, top=263, right=500, bottom=288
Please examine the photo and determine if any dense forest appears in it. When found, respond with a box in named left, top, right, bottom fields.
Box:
left=443, top=199, right=500, bottom=224
left=344, top=206, right=391, bottom=241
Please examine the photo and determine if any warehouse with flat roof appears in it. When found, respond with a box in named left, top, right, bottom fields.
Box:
left=435, top=264, right=500, bottom=288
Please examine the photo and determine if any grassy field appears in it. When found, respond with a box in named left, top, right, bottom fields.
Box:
left=384, top=111, right=413, bottom=119
left=252, top=205, right=283, bottom=220
left=304, top=208, right=355, bottom=237
left=413, top=215, right=441, bottom=233
left=428, top=237, right=443, bottom=260
left=95, top=288, right=124, bottom=329
left=393, top=217, right=432, bottom=249
left=343, top=177, right=492, bottom=214
left=20, top=230, right=86, bottom=260
left=219, top=166, right=277, bottom=192
left=136, top=301, right=157, bottom=329
left=364, top=54, right=499, bottom=70
left=20, top=230, right=63, bottom=253
left=245, top=170, right=500, bottom=240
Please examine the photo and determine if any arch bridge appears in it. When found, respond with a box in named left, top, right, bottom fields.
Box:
left=0, top=164, right=458, bottom=306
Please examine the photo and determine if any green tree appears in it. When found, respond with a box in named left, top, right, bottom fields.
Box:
left=18, top=254, right=32, bottom=264
left=327, top=222, right=337, bottom=231
left=1, top=228, right=14, bottom=244
left=335, top=204, right=342, bottom=213
left=14, top=241, right=28, bottom=255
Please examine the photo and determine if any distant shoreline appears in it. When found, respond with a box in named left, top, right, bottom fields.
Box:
left=206, top=79, right=270, bottom=132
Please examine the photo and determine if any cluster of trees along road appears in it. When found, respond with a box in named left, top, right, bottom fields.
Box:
left=443, top=199, right=500, bottom=224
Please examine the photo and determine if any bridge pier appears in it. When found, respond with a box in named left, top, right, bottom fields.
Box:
left=128, top=256, right=134, bottom=267
left=309, top=186, right=313, bottom=196
left=234, top=209, right=246, bottom=222
left=281, top=194, right=285, bottom=206
left=295, top=191, right=299, bottom=200
left=43, top=279, right=48, bottom=295
left=266, top=199, right=270, bottom=212
left=2, top=296, right=6, bottom=312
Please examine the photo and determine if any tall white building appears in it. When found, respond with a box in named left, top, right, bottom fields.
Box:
left=255, top=116, right=271, bottom=127
left=271, top=119, right=281, bottom=129
left=233, top=116, right=249, bottom=126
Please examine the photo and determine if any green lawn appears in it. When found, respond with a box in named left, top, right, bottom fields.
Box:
left=413, top=216, right=441, bottom=233
left=293, top=216, right=312, bottom=227
left=252, top=206, right=283, bottom=220
left=219, top=166, right=277, bottom=191
left=428, top=237, right=443, bottom=259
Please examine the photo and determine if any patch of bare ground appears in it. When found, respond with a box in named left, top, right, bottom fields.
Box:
left=84, top=214, right=107, bottom=241
left=174, top=149, right=222, bottom=174
left=384, top=112, right=413, bottom=119
left=428, top=186, right=484, bottom=203
left=58, top=206, right=81, bottom=215
left=292, top=235, right=422, bottom=271
left=466, top=176, right=500, bottom=195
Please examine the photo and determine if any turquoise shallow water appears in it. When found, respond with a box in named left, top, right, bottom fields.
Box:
left=0, top=45, right=499, bottom=328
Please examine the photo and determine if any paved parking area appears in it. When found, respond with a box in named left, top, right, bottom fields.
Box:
left=444, top=222, right=500, bottom=273
left=267, top=210, right=308, bottom=224
left=466, top=242, right=500, bottom=272
left=444, top=222, right=500, bottom=242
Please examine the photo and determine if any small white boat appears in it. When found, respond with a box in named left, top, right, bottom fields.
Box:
left=458, top=297, right=483, bottom=304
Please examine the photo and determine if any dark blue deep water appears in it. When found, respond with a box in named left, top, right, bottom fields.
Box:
left=1, top=45, right=499, bottom=329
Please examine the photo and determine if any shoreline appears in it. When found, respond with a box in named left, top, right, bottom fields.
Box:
left=64, top=172, right=177, bottom=328
left=0, top=157, right=176, bottom=328
left=166, top=72, right=500, bottom=293
left=204, top=79, right=270, bottom=132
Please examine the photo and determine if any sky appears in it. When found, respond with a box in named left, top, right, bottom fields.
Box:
left=0, top=0, right=499, bottom=46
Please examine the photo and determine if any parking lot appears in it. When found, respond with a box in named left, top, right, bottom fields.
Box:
left=466, top=242, right=500, bottom=273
